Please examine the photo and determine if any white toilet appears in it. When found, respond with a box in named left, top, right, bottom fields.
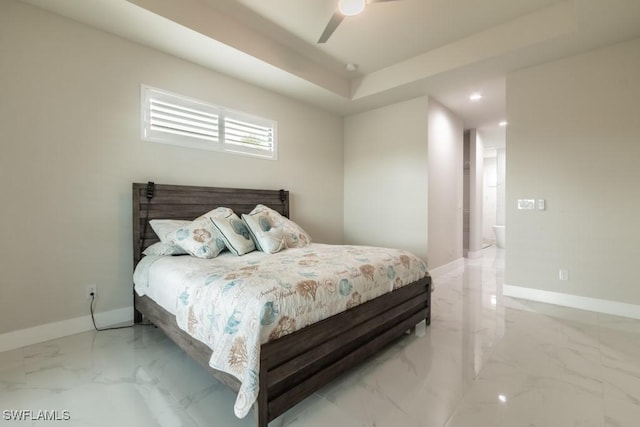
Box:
left=492, top=225, right=505, bottom=248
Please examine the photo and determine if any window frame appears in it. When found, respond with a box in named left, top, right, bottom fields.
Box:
left=141, top=85, right=278, bottom=160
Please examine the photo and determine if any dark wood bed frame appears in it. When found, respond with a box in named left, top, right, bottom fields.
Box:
left=132, top=183, right=431, bottom=426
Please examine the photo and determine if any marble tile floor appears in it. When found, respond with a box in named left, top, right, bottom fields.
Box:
left=2, top=247, right=640, bottom=426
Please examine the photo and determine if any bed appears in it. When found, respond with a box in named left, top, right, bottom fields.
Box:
left=132, top=183, right=431, bottom=426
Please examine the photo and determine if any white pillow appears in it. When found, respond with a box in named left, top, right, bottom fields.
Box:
left=250, top=204, right=311, bottom=248
left=142, top=241, right=187, bottom=256
left=242, top=209, right=285, bottom=254
left=210, top=212, right=256, bottom=256
left=168, top=208, right=232, bottom=259
left=149, top=219, right=190, bottom=243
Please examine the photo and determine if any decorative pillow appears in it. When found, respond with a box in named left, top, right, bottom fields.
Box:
left=210, top=212, right=256, bottom=256
left=168, top=208, right=232, bottom=259
left=149, top=219, right=190, bottom=243
left=250, top=204, right=311, bottom=248
left=142, top=241, right=187, bottom=256
left=242, top=209, right=285, bottom=254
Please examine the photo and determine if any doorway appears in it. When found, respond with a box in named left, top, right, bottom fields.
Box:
left=463, top=127, right=506, bottom=257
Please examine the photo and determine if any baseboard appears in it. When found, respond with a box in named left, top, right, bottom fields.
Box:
left=465, top=250, right=483, bottom=259
left=503, top=285, right=640, bottom=320
left=428, top=257, right=465, bottom=278
left=0, top=307, right=133, bottom=353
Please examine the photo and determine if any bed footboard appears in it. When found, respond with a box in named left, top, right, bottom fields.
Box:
left=255, top=275, right=431, bottom=426
left=135, top=275, right=430, bottom=427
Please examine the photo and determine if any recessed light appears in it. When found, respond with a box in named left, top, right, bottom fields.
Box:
left=346, top=63, right=358, bottom=72
left=469, top=93, right=483, bottom=101
left=499, top=121, right=508, bottom=127
left=498, top=394, right=507, bottom=403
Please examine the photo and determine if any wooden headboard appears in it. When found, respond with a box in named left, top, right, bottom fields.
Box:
left=132, top=183, right=289, bottom=266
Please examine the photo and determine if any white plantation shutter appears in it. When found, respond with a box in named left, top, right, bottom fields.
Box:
left=141, top=85, right=277, bottom=159
left=149, top=99, right=219, bottom=142
left=223, top=112, right=275, bottom=156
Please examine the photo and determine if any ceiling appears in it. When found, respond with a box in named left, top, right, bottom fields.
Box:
left=19, top=0, right=640, bottom=133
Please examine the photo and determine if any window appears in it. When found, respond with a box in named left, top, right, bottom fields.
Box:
left=141, top=85, right=277, bottom=159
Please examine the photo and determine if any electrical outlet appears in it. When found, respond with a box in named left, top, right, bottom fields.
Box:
left=559, top=269, right=569, bottom=281
left=86, top=285, right=97, bottom=299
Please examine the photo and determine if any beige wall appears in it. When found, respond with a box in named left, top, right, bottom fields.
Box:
left=343, top=97, right=429, bottom=261
left=0, top=1, right=344, bottom=334
left=506, top=37, right=640, bottom=305
left=427, top=99, right=464, bottom=268
left=343, top=95, right=463, bottom=269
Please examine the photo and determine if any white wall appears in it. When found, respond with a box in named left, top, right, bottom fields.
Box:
left=343, top=97, right=429, bottom=261
left=427, top=99, right=464, bottom=268
left=506, top=37, right=640, bottom=310
left=482, top=153, right=497, bottom=245
left=344, top=95, right=463, bottom=269
left=0, top=0, right=344, bottom=335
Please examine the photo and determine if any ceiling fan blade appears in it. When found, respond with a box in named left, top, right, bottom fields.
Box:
left=318, top=11, right=344, bottom=43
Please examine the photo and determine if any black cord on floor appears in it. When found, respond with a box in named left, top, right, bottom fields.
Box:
left=89, top=293, right=154, bottom=331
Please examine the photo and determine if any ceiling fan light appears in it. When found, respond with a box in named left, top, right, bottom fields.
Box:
left=339, top=0, right=366, bottom=16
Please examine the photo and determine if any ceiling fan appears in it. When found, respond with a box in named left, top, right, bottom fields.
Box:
left=318, top=0, right=402, bottom=44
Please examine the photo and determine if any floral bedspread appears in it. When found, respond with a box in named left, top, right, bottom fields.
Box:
left=147, top=244, right=427, bottom=418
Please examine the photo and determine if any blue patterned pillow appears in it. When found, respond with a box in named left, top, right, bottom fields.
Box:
left=242, top=209, right=285, bottom=254
left=168, top=208, right=232, bottom=259
left=210, top=212, right=256, bottom=256
left=250, top=204, right=311, bottom=248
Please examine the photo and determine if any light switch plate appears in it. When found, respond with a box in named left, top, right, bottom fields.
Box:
left=517, top=199, right=535, bottom=210
left=538, top=199, right=545, bottom=210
